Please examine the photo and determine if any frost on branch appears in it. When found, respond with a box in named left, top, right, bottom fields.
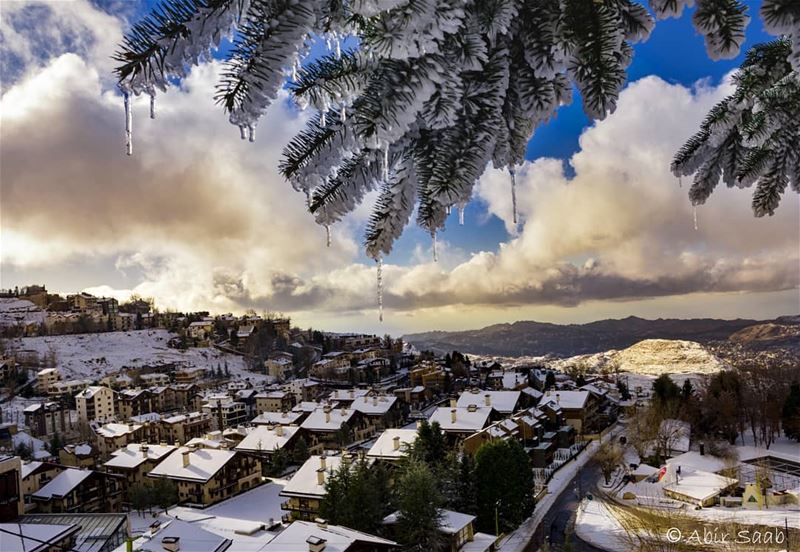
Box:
left=673, top=39, right=799, bottom=217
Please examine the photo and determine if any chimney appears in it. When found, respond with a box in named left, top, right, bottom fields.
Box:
left=307, top=535, right=327, bottom=552
left=319, top=455, right=326, bottom=470
left=699, top=442, right=705, bottom=456
left=182, top=450, right=190, bottom=467
left=467, top=404, right=477, bottom=413
left=450, top=409, right=457, bottom=423
left=324, top=407, right=331, bottom=424
left=141, top=444, right=149, bottom=457
left=449, top=398, right=457, bottom=408
left=276, top=425, right=284, bottom=437
left=484, top=394, right=491, bottom=407
left=282, top=410, right=288, bottom=418
left=393, top=436, right=400, bottom=451
left=161, top=536, right=180, bottom=552
left=373, top=395, right=378, bottom=407
left=316, top=468, right=325, bottom=486
left=556, top=393, right=560, bottom=404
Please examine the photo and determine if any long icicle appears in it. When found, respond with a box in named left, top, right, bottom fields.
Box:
left=325, top=225, right=331, bottom=247
left=248, top=125, right=255, bottom=143
left=458, top=203, right=465, bottom=225
left=377, top=257, right=384, bottom=323
left=239, top=126, right=247, bottom=140
left=383, top=144, right=389, bottom=181
left=124, top=92, right=132, bottom=156
left=149, top=94, right=155, bottom=119
left=510, top=167, right=518, bottom=224
left=693, top=205, right=698, bottom=231
left=432, top=231, right=438, bottom=263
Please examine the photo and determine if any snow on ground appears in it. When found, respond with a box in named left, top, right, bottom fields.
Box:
left=203, top=481, right=285, bottom=523
left=8, top=330, right=266, bottom=383
left=0, top=298, right=44, bottom=328
left=575, top=499, right=630, bottom=550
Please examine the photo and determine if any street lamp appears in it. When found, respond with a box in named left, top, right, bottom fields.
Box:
left=495, top=499, right=502, bottom=536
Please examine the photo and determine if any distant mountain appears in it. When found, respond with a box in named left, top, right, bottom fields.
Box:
left=403, top=315, right=800, bottom=357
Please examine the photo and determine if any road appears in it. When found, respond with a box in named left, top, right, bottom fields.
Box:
left=523, top=460, right=606, bottom=552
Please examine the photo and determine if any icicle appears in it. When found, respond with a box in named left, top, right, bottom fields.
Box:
left=678, top=176, right=683, bottom=188
left=432, top=231, right=438, bottom=262
left=510, top=167, right=518, bottom=224
left=248, top=125, right=255, bottom=142
left=340, top=104, right=346, bottom=122
left=376, top=257, right=384, bottom=323
left=124, top=92, right=132, bottom=156
left=320, top=111, right=326, bottom=127
left=693, top=205, right=698, bottom=231
left=239, top=126, right=247, bottom=140
left=325, top=225, right=331, bottom=247
left=304, top=189, right=312, bottom=210
left=458, top=204, right=465, bottom=225
left=445, top=205, right=452, bottom=216
left=382, top=145, right=389, bottom=181
left=335, top=35, right=341, bottom=60
left=291, top=58, right=299, bottom=82
left=149, top=94, right=156, bottom=119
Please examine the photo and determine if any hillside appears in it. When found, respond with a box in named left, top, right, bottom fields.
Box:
left=403, top=315, right=798, bottom=357
left=6, top=329, right=263, bottom=383
left=554, top=339, right=726, bottom=375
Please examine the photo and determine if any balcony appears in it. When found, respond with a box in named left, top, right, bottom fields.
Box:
left=280, top=500, right=291, bottom=511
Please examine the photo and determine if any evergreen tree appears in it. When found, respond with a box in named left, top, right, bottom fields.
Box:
left=411, top=420, right=447, bottom=466
left=115, top=1, right=795, bottom=261
left=293, top=436, right=310, bottom=463
left=394, top=460, right=445, bottom=552
left=319, top=458, right=388, bottom=533
left=782, top=382, right=800, bottom=442
left=576, top=373, right=587, bottom=387
left=474, top=439, right=534, bottom=534
left=681, top=378, right=694, bottom=402
left=14, top=441, right=32, bottom=461
left=49, top=431, right=62, bottom=454
left=652, top=374, right=681, bottom=405
left=545, top=371, right=556, bottom=390
left=154, top=479, right=178, bottom=514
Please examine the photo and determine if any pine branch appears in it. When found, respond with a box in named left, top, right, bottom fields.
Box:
left=693, top=0, right=750, bottom=60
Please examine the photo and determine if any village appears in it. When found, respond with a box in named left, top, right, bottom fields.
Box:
left=0, top=287, right=798, bottom=552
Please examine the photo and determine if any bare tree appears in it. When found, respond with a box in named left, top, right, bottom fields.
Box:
left=595, top=440, right=624, bottom=485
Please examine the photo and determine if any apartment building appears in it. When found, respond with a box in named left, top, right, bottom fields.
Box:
left=160, top=412, right=213, bottom=445
left=255, top=391, right=293, bottom=415
left=35, top=369, right=62, bottom=394
left=76, top=386, right=115, bottom=427
left=104, top=443, right=177, bottom=488
left=31, top=468, right=124, bottom=514
left=0, top=455, right=24, bottom=521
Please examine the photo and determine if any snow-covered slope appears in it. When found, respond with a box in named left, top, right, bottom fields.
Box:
left=559, top=339, right=725, bottom=375
left=9, top=329, right=262, bottom=382
left=0, top=298, right=45, bottom=328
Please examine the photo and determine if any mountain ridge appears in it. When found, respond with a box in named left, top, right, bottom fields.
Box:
left=402, top=315, right=800, bottom=357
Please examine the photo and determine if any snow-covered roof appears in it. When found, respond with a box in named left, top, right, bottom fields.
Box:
left=631, top=464, right=660, bottom=477
left=122, top=519, right=230, bottom=552
left=663, top=470, right=738, bottom=501
left=538, top=390, right=589, bottom=410
left=263, top=520, right=397, bottom=552
left=500, top=372, right=527, bottom=390
left=329, top=388, right=369, bottom=401
left=666, top=451, right=727, bottom=474
left=281, top=455, right=347, bottom=499
left=521, top=387, right=543, bottom=400
left=148, top=447, right=237, bottom=483
left=76, top=386, right=109, bottom=399
left=130, top=412, right=161, bottom=423
left=21, top=461, right=43, bottom=480
left=255, top=391, right=287, bottom=399
left=351, top=394, right=397, bottom=416
left=366, top=429, right=418, bottom=460
left=251, top=410, right=303, bottom=425
left=457, top=390, right=521, bottom=414
left=0, top=522, right=80, bottom=552
left=429, top=406, right=491, bottom=433
left=94, top=422, right=141, bottom=438
left=234, top=425, right=299, bottom=453
left=580, top=384, right=608, bottom=397
left=383, top=508, right=474, bottom=535
left=104, top=443, right=176, bottom=469
left=32, top=468, right=92, bottom=499
left=300, top=406, right=355, bottom=432
left=292, top=401, right=320, bottom=413
left=162, top=411, right=206, bottom=424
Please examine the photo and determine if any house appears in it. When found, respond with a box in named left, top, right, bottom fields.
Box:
left=147, top=446, right=262, bottom=506
left=283, top=378, right=322, bottom=402
left=31, top=468, right=124, bottom=513
left=383, top=509, right=496, bottom=552
left=351, top=394, right=400, bottom=433
left=457, top=389, right=521, bottom=416
left=366, top=429, right=418, bottom=463
left=118, top=518, right=231, bottom=552
left=661, top=466, right=738, bottom=507
left=393, top=386, right=428, bottom=408
left=300, top=405, right=358, bottom=447
left=329, top=388, right=370, bottom=405
left=104, top=443, right=177, bottom=488
left=428, top=406, right=491, bottom=438
left=149, top=386, right=177, bottom=412
left=187, top=320, right=214, bottom=340
left=0, top=455, right=24, bottom=521
left=35, top=368, right=61, bottom=394
left=58, top=443, right=96, bottom=469
left=410, top=362, right=447, bottom=391
left=538, top=390, right=602, bottom=434
left=75, top=386, right=115, bottom=428
left=311, top=353, right=352, bottom=381
left=234, top=425, right=299, bottom=458
left=203, top=399, right=248, bottom=430
left=174, top=367, right=205, bottom=385
left=263, top=520, right=398, bottom=551
left=23, top=402, right=73, bottom=438
left=280, top=455, right=348, bottom=521
left=255, top=391, right=293, bottom=414
left=140, top=373, right=170, bottom=386
left=49, top=379, right=93, bottom=397
left=264, top=357, right=293, bottom=381
left=171, top=383, right=200, bottom=409
left=160, top=412, right=213, bottom=445
left=117, top=389, right=155, bottom=420
left=93, top=422, right=143, bottom=458
left=20, top=461, right=68, bottom=507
